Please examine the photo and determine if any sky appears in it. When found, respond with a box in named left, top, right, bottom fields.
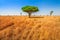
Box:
left=0, top=0, right=60, bottom=15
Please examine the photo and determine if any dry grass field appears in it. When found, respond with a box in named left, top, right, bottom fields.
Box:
left=0, top=16, right=60, bottom=40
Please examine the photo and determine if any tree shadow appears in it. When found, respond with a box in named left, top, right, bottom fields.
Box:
left=30, top=16, right=44, bottom=18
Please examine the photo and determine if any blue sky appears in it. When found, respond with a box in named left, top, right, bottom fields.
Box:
left=0, top=0, right=60, bottom=15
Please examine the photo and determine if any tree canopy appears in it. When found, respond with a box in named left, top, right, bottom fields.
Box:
left=22, top=6, right=39, bottom=13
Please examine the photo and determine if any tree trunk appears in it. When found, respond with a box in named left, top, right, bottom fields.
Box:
left=28, top=13, right=31, bottom=18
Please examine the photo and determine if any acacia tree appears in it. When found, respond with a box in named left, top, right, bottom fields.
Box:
left=22, top=6, right=39, bottom=18
left=50, top=11, right=53, bottom=16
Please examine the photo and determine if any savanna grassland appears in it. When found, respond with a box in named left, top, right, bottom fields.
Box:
left=0, top=16, right=60, bottom=40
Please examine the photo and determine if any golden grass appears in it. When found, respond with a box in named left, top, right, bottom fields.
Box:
left=0, top=16, right=60, bottom=40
